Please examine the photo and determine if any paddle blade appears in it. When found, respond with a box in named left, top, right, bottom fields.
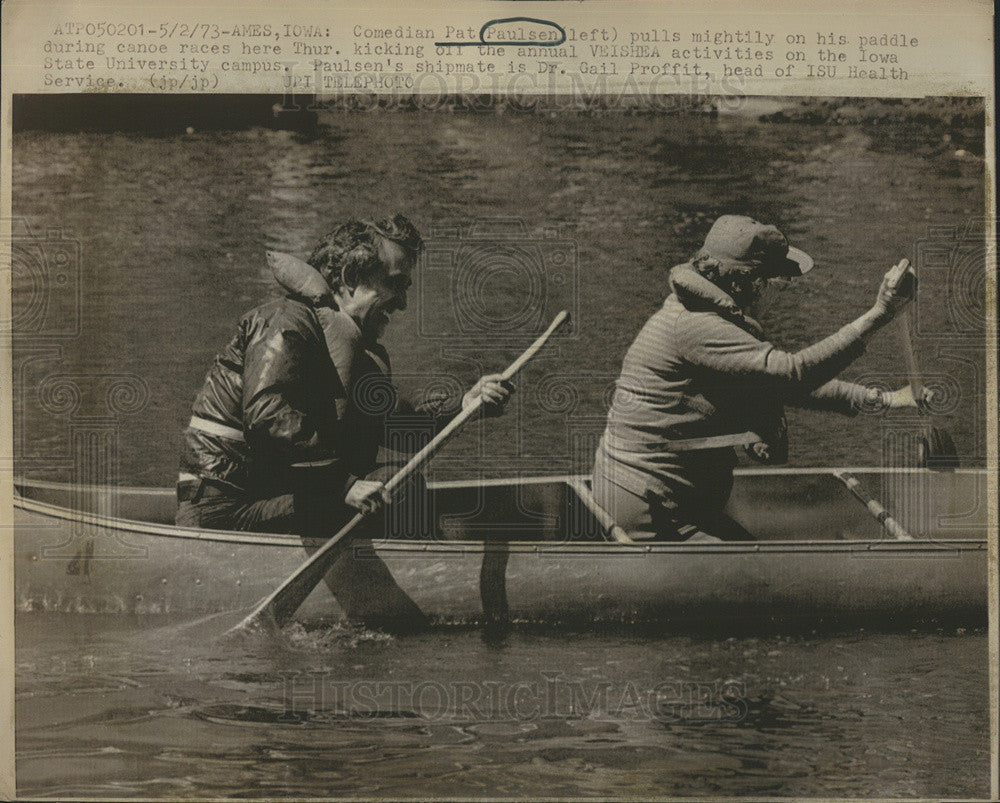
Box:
left=228, top=511, right=366, bottom=636
left=919, top=427, right=959, bottom=470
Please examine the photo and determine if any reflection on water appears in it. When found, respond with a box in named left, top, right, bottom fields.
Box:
left=14, top=614, right=989, bottom=798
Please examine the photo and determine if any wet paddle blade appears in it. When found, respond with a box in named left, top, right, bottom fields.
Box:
left=919, top=426, right=959, bottom=470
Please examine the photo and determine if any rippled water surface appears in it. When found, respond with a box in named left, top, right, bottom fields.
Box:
left=12, top=106, right=987, bottom=483
left=12, top=104, right=990, bottom=797
left=14, top=615, right=990, bottom=798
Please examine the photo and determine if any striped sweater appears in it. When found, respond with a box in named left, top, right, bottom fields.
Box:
left=595, top=264, right=872, bottom=504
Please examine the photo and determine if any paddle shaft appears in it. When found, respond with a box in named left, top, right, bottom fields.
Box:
left=894, top=295, right=958, bottom=467
left=896, top=307, right=922, bottom=401
left=232, top=311, right=570, bottom=632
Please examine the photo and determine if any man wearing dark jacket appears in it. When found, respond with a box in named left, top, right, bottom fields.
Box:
left=592, top=215, right=926, bottom=542
left=177, top=215, right=510, bottom=536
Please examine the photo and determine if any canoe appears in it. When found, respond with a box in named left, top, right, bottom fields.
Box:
left=12, top=468, right=990, bottom=629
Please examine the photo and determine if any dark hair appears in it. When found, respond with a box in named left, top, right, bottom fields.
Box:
left=307, top=214, right=424, bottom=293
left=371, top=213, right=424, bottom=256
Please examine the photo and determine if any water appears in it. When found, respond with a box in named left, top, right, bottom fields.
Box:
left=11, top=107, right=987, bottom=483
left=11, top=103, right=990, bottom=797
left=14, top=616, right=990, bottom=798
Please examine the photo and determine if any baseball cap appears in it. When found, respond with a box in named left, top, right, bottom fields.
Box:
left=696, top=215, right=814, bottom=278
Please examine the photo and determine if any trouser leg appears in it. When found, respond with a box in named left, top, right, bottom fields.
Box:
left=592, top=476, right=661, bottom=540
left=175, top=465, right=429, bottom=540
left=175, top=474, right=345, bottom=535
left=591, top=474, right=755, bottom=542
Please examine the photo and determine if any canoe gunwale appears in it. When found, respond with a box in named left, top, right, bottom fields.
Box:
left=13, top=466, right=988, bottom=555
left=370, top=540, right=986, bottom=555
left=426, top=466, right=988, bottom=488
left=13, top=480, right=988, bottom=554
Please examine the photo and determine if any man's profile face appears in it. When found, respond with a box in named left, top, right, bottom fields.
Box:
left=358, top=236, right=415, bottom=339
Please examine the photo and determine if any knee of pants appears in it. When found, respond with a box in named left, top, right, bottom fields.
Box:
left=592, top=478, right=658, bottom=536
left=176, top=495, right=252, bottom=532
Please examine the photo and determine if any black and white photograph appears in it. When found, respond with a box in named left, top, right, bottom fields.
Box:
left=3, top=2, right=996, bottom=800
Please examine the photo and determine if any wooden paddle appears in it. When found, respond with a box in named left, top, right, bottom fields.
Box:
left=895, top=302, right=959, bottom=470
left=228, top=311, right=571, bottom=635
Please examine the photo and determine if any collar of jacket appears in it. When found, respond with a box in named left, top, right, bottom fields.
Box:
left=668, top=263, right=744, bottom=319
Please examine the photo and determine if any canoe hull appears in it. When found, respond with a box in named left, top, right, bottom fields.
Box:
left=13, top=469, right=991, bottom=627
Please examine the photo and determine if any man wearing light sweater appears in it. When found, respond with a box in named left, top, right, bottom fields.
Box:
left=592, top=215, right=925, bottom=542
